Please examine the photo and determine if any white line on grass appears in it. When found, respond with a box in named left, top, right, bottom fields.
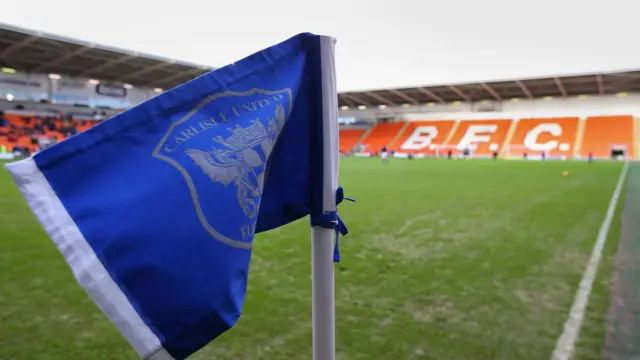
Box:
left=551, top=161, right=629, bottom=360
left=396, top=212, right=440, bottom=235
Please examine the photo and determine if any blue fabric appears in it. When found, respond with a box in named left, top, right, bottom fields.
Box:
left=31, top=33, right=340, bottom=359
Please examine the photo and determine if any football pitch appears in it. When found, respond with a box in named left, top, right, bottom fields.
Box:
left=0, top=158, right=627, bottom=360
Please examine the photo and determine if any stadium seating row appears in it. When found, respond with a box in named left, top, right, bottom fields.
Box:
left=0, top=114, right=98, bottom=153
left=2, top=113, right=637, bottom=160
left=341, top=115, right=639, bottom=159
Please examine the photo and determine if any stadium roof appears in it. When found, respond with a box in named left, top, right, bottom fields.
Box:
left=338, top=69, right=640, bottom=108
left=1, top=22, right=639, bottom=106
left=0, top=22, right=214, bottom=90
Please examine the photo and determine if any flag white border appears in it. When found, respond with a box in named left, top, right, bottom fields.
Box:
left=5, top=158, right=172, bottom=360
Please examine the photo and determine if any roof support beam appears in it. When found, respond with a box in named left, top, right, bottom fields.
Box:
left=480, top=83, right=502, bottom=101
left=389, top=89, right=420, bottom=105
left=416, top=87, right=444, bottom=103
left=606, top=77, right=638, bottom=86
left=125, top=61, right=175, bottom=80
left=338, top=94, right=357, bottom=108
left=365, top=92, right=395, bottom=106
left=596, top=75, right=604, bottom=95
left=80, top=55, right=136, bottom=76
left=32, top=46, right=91, bottom=72
left=515, top=80, right=533, bottom=99
left=0, top=35, right=39, bottom=59
left=143, top=67, right=206, bottom=87
left=340, top=93, right=373, bottom=107
left=448, top=85, right=471, bottom=102
left=553, top=77, right=567, bottom=98
left=609, top=72, right=640, bottom=79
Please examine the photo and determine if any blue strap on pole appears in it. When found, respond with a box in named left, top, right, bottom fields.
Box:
left=309, top=186, right=355, bottom=262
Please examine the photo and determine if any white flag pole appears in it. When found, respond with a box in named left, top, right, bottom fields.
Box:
left=311, top=35, right=339, bottom=360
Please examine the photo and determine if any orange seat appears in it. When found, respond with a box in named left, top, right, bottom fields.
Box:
left=447, top=119, right=512, bottom=156
left=17, top=136, right=31, bottom=146
left=581, top=115, right=634, bottom=158
left=5, top=114, right=26, bottom=127
left=77, top=123, right=94, bottom=132
left=359, top=122, right=405, bottom=153
left=339, top=128, right=366, bottom=153
left=392, top=120, right=456, bottom=154
left=507, top=117, right=578, bottom=157
left=0, top=115, right=100, bottom=150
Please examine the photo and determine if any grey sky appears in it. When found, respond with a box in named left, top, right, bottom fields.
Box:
left=1, top=0, right=637, bottom=92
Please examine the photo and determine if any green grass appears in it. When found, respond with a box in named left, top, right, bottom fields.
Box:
left=0, top=158, right=626, bottom=360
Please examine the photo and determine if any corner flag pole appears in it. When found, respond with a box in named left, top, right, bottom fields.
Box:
left=311, top=35, right=339, bottom=360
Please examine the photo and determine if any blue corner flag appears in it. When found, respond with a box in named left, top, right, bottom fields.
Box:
left=5, top=33, right=349, bottom=359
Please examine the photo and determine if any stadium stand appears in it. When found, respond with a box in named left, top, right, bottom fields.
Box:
left=446, top=119, right=512, bottom=156
left=358, top=122, right=406, bottom=153
left=340, top=114, right=639, bottom=160
left=338, top=128, right=367, bottom=153
left=0, top=112, right=99, bottom=154
left=0, top=22, right=210, bottom=158
left=392, top=120, right=456, bottom=154
left=3, top=107, right=638, bottom=161
left=581, top=115, right=634, bottom=158
left=1, top=23, right=639, bottom=161
left=336, top=68, right=640, bottom=160
left=505, top=117, right=579, bottom=158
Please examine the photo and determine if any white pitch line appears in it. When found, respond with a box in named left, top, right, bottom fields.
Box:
left=551, top=161, right=629, bottom=360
